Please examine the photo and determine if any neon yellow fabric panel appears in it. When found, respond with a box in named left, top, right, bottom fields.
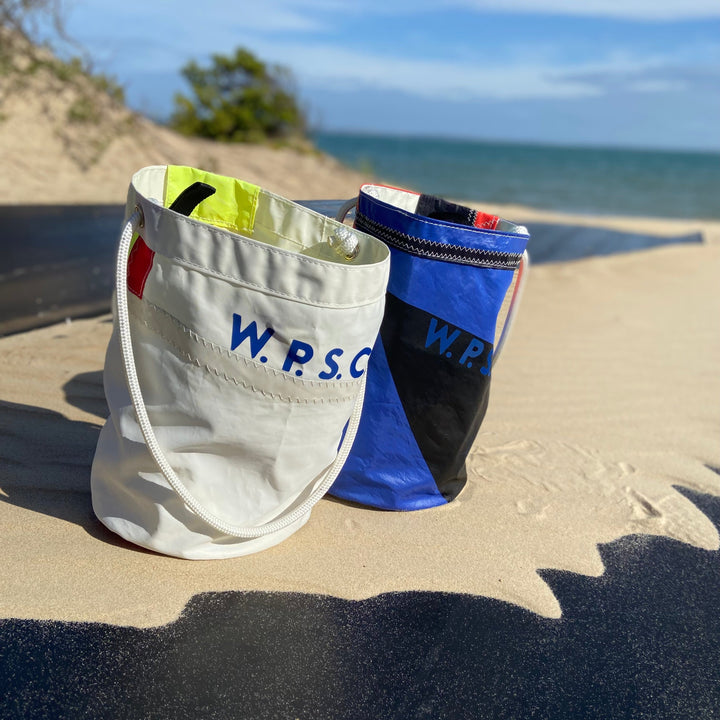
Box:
left=164, top=166, right=260, bottom=234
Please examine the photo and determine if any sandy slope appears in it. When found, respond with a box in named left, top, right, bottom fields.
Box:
left=0, top=63, right=367, bottom=204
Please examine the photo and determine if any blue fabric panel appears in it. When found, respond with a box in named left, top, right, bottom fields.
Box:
left=334, top=187, right=531, bottom=512
left=331, top=337, right=446, bottom=511
left=386, top=246, right=513, bottom=347
left=361, top=191, right=529, bottom=256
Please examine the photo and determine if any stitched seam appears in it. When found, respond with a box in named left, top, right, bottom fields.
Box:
left=359, top=215, right=519, bottom=266
left=199, top=214, right=306, bottom=250
left=132, top=306, right=359, bottom=405
left=159, top=254, right=387, bottom=308
left=356, top=213, right=522, bottom=269
left=190, top=215, right=245, bottom=234
left=154, top=204, right=378, bottom=274
left=138, top=300, right=364, bottom=394
left=357, top=211, right=520, bottom=260
left=252, top=219, right=309, bottom=249
left=375, top=234, right=517, bottom=268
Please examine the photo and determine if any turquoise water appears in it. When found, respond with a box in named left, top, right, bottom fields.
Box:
left=313, top=133, right=720, bottom=220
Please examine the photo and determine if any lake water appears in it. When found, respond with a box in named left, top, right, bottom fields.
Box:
left=313, top=132, right=720, bottom=220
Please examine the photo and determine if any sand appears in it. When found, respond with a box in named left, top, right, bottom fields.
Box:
left=1, top=63, right=719, bottom=628
left=1, top=237, right=718, bottom=627
left=0, top=60, right=367, bottom=204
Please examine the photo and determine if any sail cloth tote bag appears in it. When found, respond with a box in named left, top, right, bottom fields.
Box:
left=329, top=184, right=529, bottom=511
left=91, top=166, right=390, bottom=559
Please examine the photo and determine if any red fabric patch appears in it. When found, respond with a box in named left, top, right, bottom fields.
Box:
left=473, top=211, right=500, bottom=230
left=127, top=236, right=155, bottom=299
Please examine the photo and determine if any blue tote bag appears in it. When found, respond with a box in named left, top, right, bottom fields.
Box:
left=330, top=184, right=530, bottom=510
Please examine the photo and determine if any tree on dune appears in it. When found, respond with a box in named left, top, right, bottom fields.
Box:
left=170, top=47, right=306, bottom=144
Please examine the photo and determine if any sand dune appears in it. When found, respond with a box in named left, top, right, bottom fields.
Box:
left=0, top=57, right=366, bottom=205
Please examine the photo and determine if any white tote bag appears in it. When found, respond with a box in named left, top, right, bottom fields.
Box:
left=91, top=165, right=390, bottom=559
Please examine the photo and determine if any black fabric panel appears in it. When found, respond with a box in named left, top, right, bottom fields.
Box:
left=416, top=194, right=476, bottom=226
left=380, top=292, right=492, bottom=501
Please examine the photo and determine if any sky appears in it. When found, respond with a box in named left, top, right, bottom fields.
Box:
left=43, top=0, right=720, bottom=151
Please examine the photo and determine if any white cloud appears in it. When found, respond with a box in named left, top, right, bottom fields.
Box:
left=62, top=0, right=720, bottom=106
left=234, top=0, right=720, bottom=22
left=264, top=0, right=720, bottom=21
left=629, top=79, right=685, bottom=93
left=245, top=42, right=598, bottom=100
left=240, top=39, right=715, bottom=102
left=450, top=0, right=720, bottom=21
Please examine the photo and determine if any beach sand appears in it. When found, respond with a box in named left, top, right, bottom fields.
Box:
left=1, top=230, right=718, bottom=627
left=1, top=63, right=719, bottom=628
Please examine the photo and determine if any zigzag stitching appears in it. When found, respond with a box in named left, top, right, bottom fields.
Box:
left=131, top=302, right=359, bottom=405
left=356, top=212, right=522, bottom=269
left=143, top=300, right=361, bottom=392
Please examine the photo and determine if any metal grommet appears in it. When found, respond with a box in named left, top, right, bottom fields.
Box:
left=343, top=244, right=359, bottom=261
left=135, top=204, right=145, bottom=229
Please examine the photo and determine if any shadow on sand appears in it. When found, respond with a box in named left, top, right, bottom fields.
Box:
left=2, top=373, right=720, bottom=718
left=2, top=417, right=720, bottom=719
left=0, top=370, right=135, bottom=552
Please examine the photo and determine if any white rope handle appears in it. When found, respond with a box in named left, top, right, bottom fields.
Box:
left=116, top=207, right=366, bottom=538
left=336, top=197, right=529, bottom=366
left=492, top=250, right=528, bottom=367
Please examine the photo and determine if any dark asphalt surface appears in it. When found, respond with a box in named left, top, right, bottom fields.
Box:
left=0, top=202, right=702, bottom=336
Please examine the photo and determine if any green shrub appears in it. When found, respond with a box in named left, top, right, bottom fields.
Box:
left=66, top=96, right=100, bottom=123
left=170, top=47, right=306, bottom=143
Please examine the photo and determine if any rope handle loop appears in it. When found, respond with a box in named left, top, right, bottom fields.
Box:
left=335, top=197, right=529, bottom=367
left=492, top=250, right=528, bottom=366
left=116, top=205, right=365, bottom=538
